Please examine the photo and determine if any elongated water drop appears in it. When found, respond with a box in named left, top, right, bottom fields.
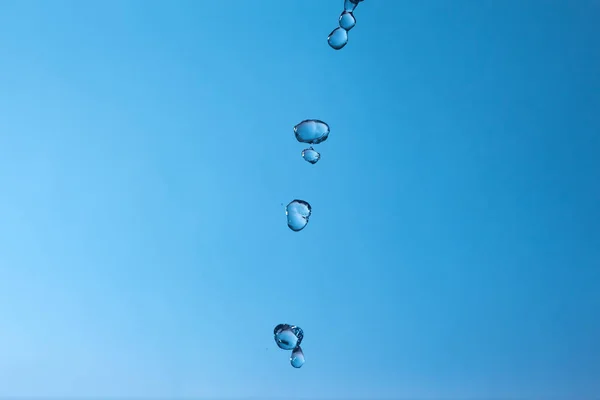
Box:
left=290, top=346, right=305, bottom=368
left=344, top=0, right=363, bottom=12
left=285, top=200, right=312, bottom=232
left=339, top=11, right=356, bottom=31
left=328, top=27, right=348, bottom=50
left=302, top=147, right=320, bottom=164
left=274, top=324, right=304, bottom=350
left=294, top=119, right=330, bottom=144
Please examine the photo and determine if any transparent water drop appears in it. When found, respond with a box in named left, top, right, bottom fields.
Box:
left=294, top=119, right=330, bottom=144
left=290, top=346, right=305, bottom=368
left=274, top=324, right=304, bottom=350
left=328, top=27, right=348, bottom=50
left=285, top=200, right=312, bottom=232
left=302, top=147, right=320, bottom=164
left=344, top=0, right=363, bottom=12
left=339, top=11, right=356, bottom=31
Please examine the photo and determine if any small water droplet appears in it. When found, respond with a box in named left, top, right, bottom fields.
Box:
left=285, top=200, right=312, bottom=232
left=339, top=11, right=356, bottom=31
left=290, top=346, right=305, bottom=368
left=274, top=324, right=304, bottom=350
left=328, top=27, right=348, bottom=50
left=344, top=0, right=363, bottom=12
left=301, top=147, right=320, bottom=164
left=294, top=119, right=330, bottom=144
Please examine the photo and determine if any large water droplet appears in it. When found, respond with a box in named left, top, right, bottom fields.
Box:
left=290, top=346, right=305, bottom=368
left=302, top=147, right=320, bottom=164
left=285, top=200, right=312, bottom=232
left=274, top=324, right=304, bottom=350
left=339, top=11, right=356, bottom=31
left=344, top=0, right=363, bottom=12
left=328, top=27, right=348, bottom=50
left=294, top=119, right=330, bottom=144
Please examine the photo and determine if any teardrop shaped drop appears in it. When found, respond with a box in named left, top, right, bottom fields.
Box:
left=290, top=346, right=305, bottom=368
left=327, top=27, right=348, bottom=50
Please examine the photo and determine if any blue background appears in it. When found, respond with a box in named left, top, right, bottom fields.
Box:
left=0, top=1, right=599, bottom=399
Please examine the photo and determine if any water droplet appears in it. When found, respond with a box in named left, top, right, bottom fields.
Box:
left=274, top=324, right=304, bottom=350
left=344, top=0, right=363, bottom=12
left=294, top=119, right=330, bottom=144
left=302, top=147, right=320, bottom=164
left=328, top=27, right=348, bottom=50
left=290, top=346, right=305, bottom=368
left=285, top=200, right=312, bottom=232
left=339, top=11, right=356, bottom=31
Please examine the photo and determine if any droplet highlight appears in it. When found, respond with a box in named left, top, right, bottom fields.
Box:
left=302, top=147, right=320, bottom=164
left=328, top=27, right=348, bottom=50
left=290, top=346, right=305, bottom=368
left=274, top=324, right=304, bottom=351
left=294, top=119, right=330, bottom=144
left=285, top=200, right=312, bottom=232
left=339, top=11, right=356, bottom=31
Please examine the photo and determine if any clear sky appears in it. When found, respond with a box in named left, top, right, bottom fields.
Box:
left=0, top=1, right=599, bottom=399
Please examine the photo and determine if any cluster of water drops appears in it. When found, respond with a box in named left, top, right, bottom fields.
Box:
left=277, top=0, right=368, bottom=369
left=274, top=323, right=305, bottom=368
left=284, top=119, right=330, bottom=233
left=296, top=118, right=330, bottom=165
left=328, top=0, right=364, bottom=50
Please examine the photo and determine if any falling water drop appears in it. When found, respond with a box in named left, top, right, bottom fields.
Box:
left=285, top=200, right=312, bottom=232
left=294, top=119, right=330, bottom=144
left=328, top=27, right=348, bottom=50
left=344, top=0, right=363, bottom=12
left=274, top=324, right=304, bottom=350
left=290, top=346, right=305, bottom=368
left=339, top=11, right=356, bottom=31
left=302, top=147, right=320, bottom=164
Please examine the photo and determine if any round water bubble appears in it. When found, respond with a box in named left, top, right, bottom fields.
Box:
left=339, top=11, right=356, bottom=31
left=328, top=27, right=348, bottom=50
left=285, top=200, right=312, bottom=232
left=302, top=147, right=320, bottom=164
left=290, top=346, right=305, bottom=369
left=294, top=119, right=330, bottom=144
left=274, top=324, right=304, bottom=350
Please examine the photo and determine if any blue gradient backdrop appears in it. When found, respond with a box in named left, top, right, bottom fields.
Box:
left=0, top=1, right=599, bottom=399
